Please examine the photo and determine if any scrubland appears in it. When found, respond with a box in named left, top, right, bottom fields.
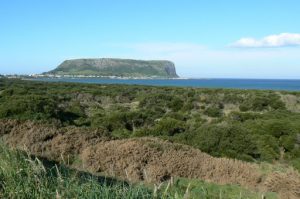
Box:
left=1, top=78, right=300, bottom=198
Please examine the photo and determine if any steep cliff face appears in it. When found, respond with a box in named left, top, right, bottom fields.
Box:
left=47, top=58, right=179, bottom=78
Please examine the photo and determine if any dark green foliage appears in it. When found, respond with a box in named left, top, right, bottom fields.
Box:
left=257, top=135, right=280, bottom=161
left=280, top=135, right=295, bottom=152
left=242, top=93, right=286, bottom=111
left=168, top=97, right=184, bottom=111
left=0, top=95, right=60, bottom=120
left=239, top=104, right=251, bottom=112
left=152, top=117, right=186, bottom=136
left=266, top=120, right=295, bottom=138
left=181, top=124, right=258, bottom=161
left=204, top=106, right=223, bottom=117
left=291, top=159, right=300, bottom=171
left=230, top=112, right=262, bottom=122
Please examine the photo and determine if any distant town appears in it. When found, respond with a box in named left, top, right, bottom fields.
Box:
left=0, top=74, right=183, bottom=80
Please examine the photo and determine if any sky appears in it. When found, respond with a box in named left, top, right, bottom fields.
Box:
left=1, top=0, right=300, bottom=78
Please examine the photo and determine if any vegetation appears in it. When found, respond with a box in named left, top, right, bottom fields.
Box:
left=0, top=143, right=277, bottom=198
left=0, top=78, right=300, bottom=171
left=0, top=142, right=155, bottom=198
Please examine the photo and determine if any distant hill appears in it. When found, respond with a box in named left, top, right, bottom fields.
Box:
left=45, top=58, right=179, bottom=78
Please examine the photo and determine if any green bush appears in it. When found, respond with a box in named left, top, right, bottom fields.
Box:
left=239, top=104, right=251, bottom=112
left=230, top=112, right=261, bottom=122
left=257, top=135, right=280, bottom=161
left=291, top=158, right=300, bottom=171
left=280, top=135, right=296, bottom=152
left=266, top=120, right=296, bottom=138
left=204, top=107, right=223, bottom=117
left=152, top=117, right=185, bottom=136
left=189, top=124, right=257, bottom=161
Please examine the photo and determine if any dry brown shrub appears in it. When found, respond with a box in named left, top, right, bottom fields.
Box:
left=263, top=171, right=300, bottom=199
left=80, top=138, right=261, bottom=188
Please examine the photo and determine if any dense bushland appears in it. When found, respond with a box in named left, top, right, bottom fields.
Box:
left=0, top=79, right=299, bottom=170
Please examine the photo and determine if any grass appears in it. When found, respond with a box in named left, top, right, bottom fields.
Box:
left=0, top=143, right=154, bottom=199
left=166, top=178, right=278, bottom=199
left=0, top=143, right=278, bottom=199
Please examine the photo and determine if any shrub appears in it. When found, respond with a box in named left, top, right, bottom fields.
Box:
left=280, top=135, right=295, bottom=152
left=291, top=158, right=300, bottom=172
left=239, top=104, right=251, bottom=112
left=230, top=112, right=261, bottom=122
left=168, top=97, right=184, bottom=111
left=191, top=124, right=257, bottom=161
left=204, top=107, right=223, bottom=117
left=257, top=135, right=280, bottom=161
left=251, top=97, right=269, bottom=111
left=152, top=117, right=185, bottom=136
left=266, top=120, right=296, bottom=138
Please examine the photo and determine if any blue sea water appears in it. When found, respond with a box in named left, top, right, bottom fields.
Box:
left=32, top=78, right=300, bottom=91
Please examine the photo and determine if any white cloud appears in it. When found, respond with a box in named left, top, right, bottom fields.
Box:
left=231, top=33, right=300, bottom=48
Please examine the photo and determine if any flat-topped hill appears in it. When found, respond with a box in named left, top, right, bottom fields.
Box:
left=46, top=58, right=179, bottom=78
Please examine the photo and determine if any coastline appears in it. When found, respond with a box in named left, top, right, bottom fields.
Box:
left=19, top=76, right=300, bottom=92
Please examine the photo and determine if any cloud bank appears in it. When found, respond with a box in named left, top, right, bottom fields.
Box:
left=231, top=33, right=300, bottom=48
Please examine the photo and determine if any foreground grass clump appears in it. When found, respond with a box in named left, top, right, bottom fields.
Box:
left=168, top=178, right=278, bottom=199
left=0, top=144, right=154, bottom=199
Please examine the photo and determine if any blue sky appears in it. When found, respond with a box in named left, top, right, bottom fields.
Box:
left=1, top=0, right=300, bottom=78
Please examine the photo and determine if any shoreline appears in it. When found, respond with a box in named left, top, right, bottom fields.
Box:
left=18, top=77, right=300, bottom=92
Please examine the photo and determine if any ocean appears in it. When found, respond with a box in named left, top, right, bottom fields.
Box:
left=32, top=78, right=300, bottom=91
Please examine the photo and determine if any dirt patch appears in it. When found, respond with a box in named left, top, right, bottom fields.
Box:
left=279, top=93, right=300, bottom=112
left=1, top=119, right=300, bottom=198
left=223, top=103, right=239, bottom=115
